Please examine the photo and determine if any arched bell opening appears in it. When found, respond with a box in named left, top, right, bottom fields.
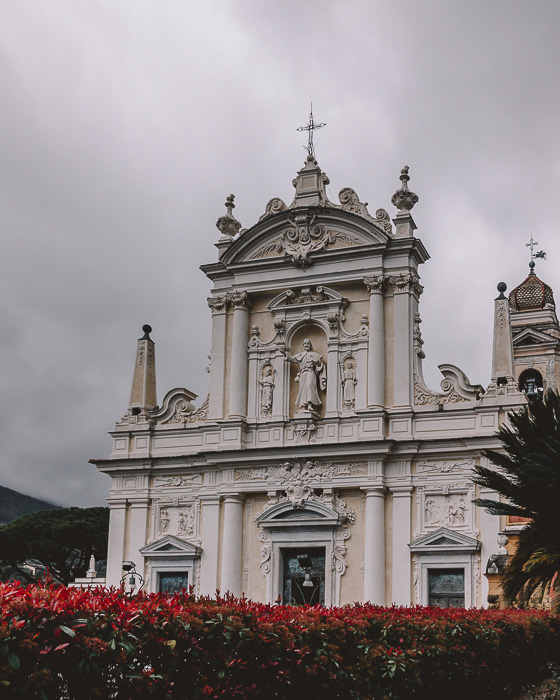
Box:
left=518, top=368, right=543, bottom=402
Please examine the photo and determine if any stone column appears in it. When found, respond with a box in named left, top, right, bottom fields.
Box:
left=362, top=487, right=386, bottom=604
left=390, top=274, right=420, bottom=409
left=199, top=496, right=221, bottom=595
left=208, top=295, right=228, bottom=420
left=326, top=344, right=339, bottom=416
left=228, top=291, right=251, bottom=418
left=478, top=483, right=500, bottom=607
left=391, top=486, right=413, bottom=604
left=106, top=499, right=127, bottom=587
left=365, top=276, right=385, bottom=409
left=220, top=495, right=244, bottom=596
left=128, top=499, right=149, bottom=579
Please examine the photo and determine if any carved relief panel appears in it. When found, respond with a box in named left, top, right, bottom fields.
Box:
left=415, top=483, right=477, bottom=537
left=152, top=498, right=201, bottom=544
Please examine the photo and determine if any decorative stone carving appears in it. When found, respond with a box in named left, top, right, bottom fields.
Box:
left=364, top=275, right=386, bottom=294
left=282, top=211, right=333, bottom=270
left=259, top=364, right=275, bottom=417
left=234, top=468, right=269, bottom=481
left=417, top=459, right=474, bottom=475
left=391, top=166, right=419, bottom=213
left=254, top=210, right=360, bottom=270
left=412, top=555, right=420, bottom=603
left=227, top=290, right=251, bottom=310
left=342, top=361, right=357, bottom=413
left=153, top=474, right=202, bottom=487
left=417, top=485, right=476, bottom=536
left=281, top=339, right=326, bottom=411
left=273, top=461, right=357, bottom=523
left=258, top=197, right=287, bottom=221
left=293, top=420, right=317, bottom=443
left=337, top=189, right=392, bottom=234
left=216, top=194, right=242, bottom=238
left=207, top=295, right=227, bottom=314
left=424, top=494, right=466, bottom=526
left=176, top=506, right=195, bottom=538
left=332, top=543, right=348, bottom=573
left=285, top=287, right=329, bottom=304
left=387, top=272, right=423, bottom=297
left=414, top=365, right=484, bottom=405
left=160, top=393, right=209, bottom=424
left=248, top=326, right=265, bottom=348
left=159, top=508, right=170, bottom=533
left=338, top=187, right=370, bottom=217
left=234, top=461, right=367, bottom=483
left=372, top=208, right=393, bottom=235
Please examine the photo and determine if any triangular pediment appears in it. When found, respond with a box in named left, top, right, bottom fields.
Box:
left=409, top=527, right=480, bottom=553
left=140, top=535, right=201, bottom=557
left=513, top=327, right=557, bottom=347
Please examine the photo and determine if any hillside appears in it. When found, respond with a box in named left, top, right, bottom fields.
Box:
left=0, top=485, right=60, bottom=524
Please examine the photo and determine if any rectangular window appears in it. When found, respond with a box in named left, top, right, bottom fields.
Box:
left=158, top=572, right=189, bottom=595
left=428, top=568, right=465, bottom=608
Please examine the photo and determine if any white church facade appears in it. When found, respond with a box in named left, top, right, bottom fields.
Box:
left=92, top=153, right=560, bottom=607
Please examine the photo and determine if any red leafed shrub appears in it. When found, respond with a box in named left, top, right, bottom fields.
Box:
left=1, top=581, right=559, bottom=699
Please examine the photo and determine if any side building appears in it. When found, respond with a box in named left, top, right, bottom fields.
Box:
left=92, top=155, right=560, bottom=607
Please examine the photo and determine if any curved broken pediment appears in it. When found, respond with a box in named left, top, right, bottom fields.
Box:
left=221, top=207, right=390, bottom=270
left=256, top=500, right=342, bottom=528
left=152, top=388, right=208, bottom=425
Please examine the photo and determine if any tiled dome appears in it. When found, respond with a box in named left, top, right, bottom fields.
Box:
left=509, top=266, right=554, bottom=311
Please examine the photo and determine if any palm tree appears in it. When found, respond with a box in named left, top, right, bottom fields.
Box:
left=473, top=389, right=560, bottom=610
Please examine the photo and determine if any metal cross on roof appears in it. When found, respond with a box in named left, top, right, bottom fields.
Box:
left=297, top=105, right=326, bottom=159
left=526, top=234, right=546, bottom=263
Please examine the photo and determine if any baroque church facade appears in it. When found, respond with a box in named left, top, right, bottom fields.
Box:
left=92, top=154, right=560, bottom=607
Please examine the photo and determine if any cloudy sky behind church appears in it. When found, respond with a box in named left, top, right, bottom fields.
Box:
left=1, top=1, right=559, bottom=507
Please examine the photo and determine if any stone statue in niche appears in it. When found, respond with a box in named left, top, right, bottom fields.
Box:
left=280, top=339, right=326, bottom=412
left=159, top=508, right=170, bottom=533
left=259, top=365, right=275, bottom=417
left=342, top=361, right=356, bottom=412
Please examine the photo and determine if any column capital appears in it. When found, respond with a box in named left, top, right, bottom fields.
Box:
left=199, top=496, right=221, bottom=506
left=361, top=486, right=386, bottom=497
left=222, top=494, right=245, bottom=505
left=364, top=274, right=386, bottom=294
left=390, top=485, right=413, bottom=497
left=207, top=294, right=228, bottom=314
left=228, top=290, right=251, bottom=311
left=387, top=272, right=423, bottom=297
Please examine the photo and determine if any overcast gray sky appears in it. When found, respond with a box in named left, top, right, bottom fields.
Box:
left=1, top=1, right=559, bottom=507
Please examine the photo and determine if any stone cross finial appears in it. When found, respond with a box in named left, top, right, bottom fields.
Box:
left=216, top=194, right=242, bottom=238
left=391, top=165, right=419, bottom=214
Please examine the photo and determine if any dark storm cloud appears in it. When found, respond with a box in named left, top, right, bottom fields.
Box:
left=1, top=0, right=559, bottom=505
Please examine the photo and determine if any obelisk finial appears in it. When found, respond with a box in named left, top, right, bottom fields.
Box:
left=128, top=324, right=157, bottom=412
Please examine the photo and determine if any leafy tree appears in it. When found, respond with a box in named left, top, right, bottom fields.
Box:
left=0, top=506, right=109, bottom=585
left=473, top=389, right=560, bottom=609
